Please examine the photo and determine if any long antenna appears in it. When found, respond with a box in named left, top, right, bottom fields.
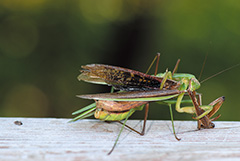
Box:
left=200, top=63, right=240, bottom=84
left=199, top=41, right=213, bottom=81
left=198, top=53, right=208, bottom=81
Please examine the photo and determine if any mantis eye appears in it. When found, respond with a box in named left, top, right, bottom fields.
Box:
left=191, top=78, right=200, bottom=91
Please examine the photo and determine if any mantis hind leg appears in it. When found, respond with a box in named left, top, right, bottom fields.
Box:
left=108, top=108, right=135, bottom=155
left=108, top=103, right=149, bottom=155
left=117, top=103, right=149, bottom=135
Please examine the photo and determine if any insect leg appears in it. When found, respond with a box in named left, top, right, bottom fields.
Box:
left=108, top=108, right=134, bottom=155
left=186, top=81, right=215, bottom=129
left=172, top=59, right=181, bottom=76
left=116, top=103, right=149, bottom=135
left=168, top=104, right=181, bottom=141
left=207, top=96, right=225, bottom=120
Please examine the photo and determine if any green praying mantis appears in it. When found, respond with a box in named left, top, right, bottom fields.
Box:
left=71, top=53, right=225, bottom=154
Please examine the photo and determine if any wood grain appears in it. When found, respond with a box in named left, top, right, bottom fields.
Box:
left=0, top=117, right=240, bottom=161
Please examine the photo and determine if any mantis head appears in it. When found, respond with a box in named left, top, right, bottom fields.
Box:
left=171, top=73, right=200, bottom=91
left=189, top=77, right=200, bottom=91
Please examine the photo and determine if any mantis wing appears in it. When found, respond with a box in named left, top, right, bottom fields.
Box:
left=77, top=89, right=183, bottom=102
left=79, top=64, right=179, bottom=91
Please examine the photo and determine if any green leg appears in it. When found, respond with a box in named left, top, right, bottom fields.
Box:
left=175, top=93, right=185, bottom=113
left=160, top=71, right=173, bottom=89
left=168, top=104, right=181, bottom=141
left=175, top=93, right=196, bottom=114
left=194, top=105, right=213, bottom=120
left=107, top=108, right=134, bottom=155
left=175, top=92, right=213, bottom=119
left=110, top=86, right=114, bottom=93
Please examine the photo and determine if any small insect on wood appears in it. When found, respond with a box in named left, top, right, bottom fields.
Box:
left=72, top=53, right=224, bottom=155
left=14, top=121, right=23, bottom=126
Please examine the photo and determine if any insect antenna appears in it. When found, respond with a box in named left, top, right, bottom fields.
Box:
left=198, top=41, right=213, bottom=80
left=200, top=63, right=240, bottom=84
left=198, top=53, right=208, bottom=81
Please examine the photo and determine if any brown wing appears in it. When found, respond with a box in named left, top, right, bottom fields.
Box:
left=78, top=64, right=179, bottom=91
left=77, top=89, right=181, bottom=100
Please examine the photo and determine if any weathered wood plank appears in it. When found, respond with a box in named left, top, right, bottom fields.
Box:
left=0, top=117, right=240, bottom=161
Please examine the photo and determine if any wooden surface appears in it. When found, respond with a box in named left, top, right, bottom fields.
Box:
left=1, top=118, right=240, bottom=161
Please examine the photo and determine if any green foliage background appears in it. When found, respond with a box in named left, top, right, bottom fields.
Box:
left=0, top=0, right=239, bottom=121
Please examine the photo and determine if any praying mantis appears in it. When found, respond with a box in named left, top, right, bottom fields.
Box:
left=71, top=53, right=225, bottom=154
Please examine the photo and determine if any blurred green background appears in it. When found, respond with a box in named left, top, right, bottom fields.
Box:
left=0, top=0, right=239, bottom=121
